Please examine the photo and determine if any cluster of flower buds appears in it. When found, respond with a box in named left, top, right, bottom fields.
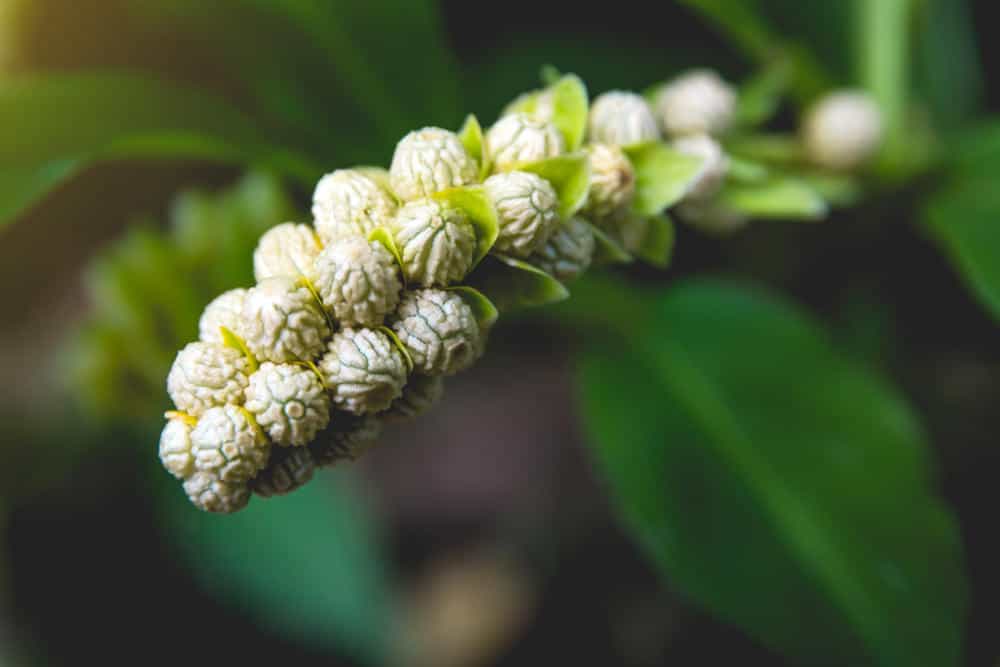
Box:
left=158, top=68, right=882, bottom=513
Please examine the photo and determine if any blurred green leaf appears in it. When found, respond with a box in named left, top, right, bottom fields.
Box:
left=157, top=469, right=393, bottom=663
left=734, top=58, right=791, bottom=128
left=434, top=185, right=500, bottom=266
left=467, top=254, right=569, bottom=312
left=626, top=214, right=676, bottom=268
left=718, top=176, right=827, bottom=220
left=580, top=278, right=966, bottom=666
left=458, top=114, right=487, bottom=176
left=589, top=222, right=634, bottom=265
left=625, top=142, right=704, bottom=216
left=520, top=153, right=591, bottom=220
left=450, top=286, right=500, bottom=330
left=549, top=73, right=590, bottom=151
left=913, top=0, right=983, bottom=130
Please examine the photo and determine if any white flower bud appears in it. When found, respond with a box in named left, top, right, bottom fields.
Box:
left=803, top=91, right=882, bottom=170
left=582, top=143, right=636, bottom=221
left=383, top=374, right=444, bottom=422
left=529, top=217, right=595, bottom=283
left=483, top=171, right=560, bottom=256
left=654, top=69, right=736, bottom=137
left=253, top=223, right=322, bottom=281
left=503, top=89, right=556, bottom=123
left=389, top=127, right=478, bottom=201
left=238, top=276, right=330, bottom=363
left=673, top=134, right=729, bottom=200
left=390, top=289, right=481, bottom=376
left=309, top=414, right=383, bottom=466
left=167, top=342, right=250, bottom=416
left=183, top=470, right=250, bottom=514
left=198, top=288, right=247, bottom=345
left=309, top=237, right=402, bottom=327
left=319, top=328, right=408, bottom=415
left=244, top=362, right=330, bottom=447
left=250, top=447, right=315, bottom=498
left=676, top=200, right=748, bottom=235
left=588, top=91, right=660, bottom=146
left=190, top=405, right=270, bottom=484
left=486, top=113, right=565, bottom=172
left=392, top=199, right=477, bottom=287
left=312, top=169, right=398, bottom=243
left=159, top=417, right=194, bottom=480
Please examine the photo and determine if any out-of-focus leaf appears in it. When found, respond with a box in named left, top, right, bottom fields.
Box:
left=718, top=177, right=826, bottom=220
left=458, top=114, right=487, bottom=176
left=727, top=157, right=769, bottom=183
left=796, top=170, right=862, bottom=207
left=157, top=468, right=393, bottom=663
left=467, top=254, right=569, bottom=312
left=519, top=153, right=591, bottom=219
left=624, top=142, right=704, bottom=216
left=0, top=73, right=320, bottom=229
left=548, top=73, right=589, bottom=151
left=726, top=133, right=804, bottom=165
left=735, top=59, right=791, bottom=127
left=450, top=286, right=500, bottom=330
left=588, top=223, right=633, bottom=265
left=913, top=0, right=983, bottom=130
left=580, top=278, right=966, bottom=667
left=629, top=214, right=675, bottom=268
left=434, top=185, right=500, bottom=266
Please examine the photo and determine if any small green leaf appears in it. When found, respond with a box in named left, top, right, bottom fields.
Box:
left=539, top=64, right=563, bottom=86
left=219, top=326, right=258, bottom=373
left=630, top=214, right=676, bottom=268
left=735, top=59, right=791, bottom=128
left=458, top=114, right=487, bottom=177
left=726, top=133, right=804, bottom=166
left=588, top=223, right=633, bottom=265
left=718, top=177, right=827, bottom=220
left=449, top=286, right=500, bottom=330
left=519, top=153, right=591, bottom=220
left=368, top=226, right=406, bottom=279
left=548, top=73, right=589, bottom=151
left=624, top=142, right=704, bottom=216
left=727, top=157, right=770, bottom=183
left=378, top=325, right=414, bottom=372
left=466, top=254, right=569, bottom=313
left=433, top=185, right=500, bottom=267
left=796, top=170, right=863, bottom=207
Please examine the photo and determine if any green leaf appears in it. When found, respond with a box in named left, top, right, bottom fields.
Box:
left=629, top=214, right=675, bottom=268
left=580, top=279, right=966, bottom=667
left=433, top=185, right=500, bottom=267
left=458, top=114, right=487, bottom=177
left=548, top=73, right=589, bottom=151
left=368, top=227, right=406, bottom=279
left=466, top=254, right=569, bottom=312
left=219, top=326, right=258, bottom=373
left=157, top=469, right=393, bottom=663
left=624, top=142, right=704, bottom=216
left=725, top=133, right=804, bottom=166
left=718, top=177, right=827, bottom=220
left=735, top=58, right=791, bottom=128
left=795, top=170, right=863, bottom=207
left=378, top=325, right=415, bottom=372
left=519, top=153, right=591, bottom=220
left=588, top=223, right=633, bottom=265
left=449, top=286, right=500, bottom=330
left=727, top=157, right=770, bottom=183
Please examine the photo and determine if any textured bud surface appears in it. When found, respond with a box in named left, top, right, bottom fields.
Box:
left=529, top=216, right=595, bottom=283
left=673, top=134, right=729, bottom=200
left=486, top=113, right=565, bottom=172
left=319, top=328, right=407, bottom=415
left=392, top=199, right=477, bottom=287
left=310, top=237, right=402, bottom=327
left=253, top=223, right=322, bottom=281
left=484, top=171, right=560, bottom=256
left=244, top=362, right=330, bottom=447
left=184, top=470, right=250, bottom=514
left=583, top=143, right=636, bottom=221
left=588, top=91, right=660, bottom=146
left=313, top=169, right=398, bottom=243
left=251, top=447, right=315, bottom=498
left=383, top=374, right=444, bottom=421
left=803, top=91, right=882, bottom=170
left=198, top=288, right=248, bottom=345
left=167, top=342, right=250, bottom=416
left=190, top=405, right=270, bottom=484
left=654, top=69, right=736, bottom=137
left=238, top=276, right=330, bottom=363
left=391, top=289, right=481, bottom=376
left=310, top=415, right=384, bottom=466
left=390, top=128, right=478, bottom=201
left=159, top=418, right=194, bottom=480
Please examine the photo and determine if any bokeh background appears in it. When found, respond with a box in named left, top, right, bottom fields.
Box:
left=1, top=1, right=997, bottom=665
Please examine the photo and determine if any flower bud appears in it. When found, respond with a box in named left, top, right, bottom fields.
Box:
left=309, top=414, right=383, bottom=466
left=167, top=342, right=250, bottom=416
left=390, top=289, right=481, bottom=376
left=528, top=217, right=595, bottom=283
left=582, top=143, right=636, bottom=221
left=484, top=171, right=560, bottom=256
left=392, top=199, right=477, bottom=287
left=390, top=128, right=478, bottom=201
left=802, top=90, right=882, bottom=170
left=238, top=276, right=330, bottom=363
left=503, top=89, right=556, bottom=124
left=673, top=134, right=729, bottom=200
left=654, top=69, right=736, bottom=137
left=198, top=288, right=248, bottom=345
left=251, top=446, right=315, bottom=498
left=253, top=223, right=322, bottom=281
left=309, top=236, right=402, bottom=327
left=184, top=470, right=250, bottom=514
left=159, top=417, right=194, bottom=480
left=190, top=405, right=271, bottom=484
left=244, top=362, right=330, bottom=447
left=313, top=169, right=398, bottom=243
left=319, top=328, right=408, bottom=415
left=676, top=200, right=748, bottom=235
left=588, top=91, right=660, bottom=146
left=486, top=113, right=565, bottom=172
left=382, top=374, right=444, bottom=422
